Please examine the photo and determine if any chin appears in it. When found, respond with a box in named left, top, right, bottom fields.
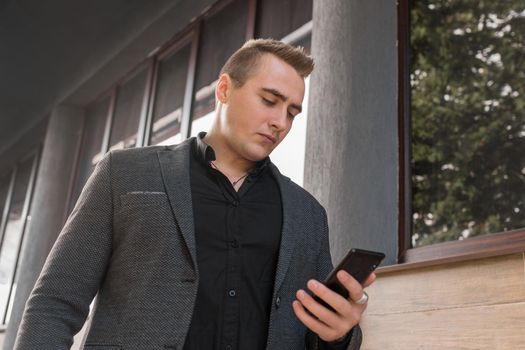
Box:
left=243, top=144, right=272, bottom=162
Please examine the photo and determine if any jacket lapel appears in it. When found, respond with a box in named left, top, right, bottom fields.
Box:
left=157, top=138, right=198, bottom=274
left=269, top=163, right=300, bottom=293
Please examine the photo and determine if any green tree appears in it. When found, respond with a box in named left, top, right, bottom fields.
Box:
left=410, top=0, right=525, bottom=246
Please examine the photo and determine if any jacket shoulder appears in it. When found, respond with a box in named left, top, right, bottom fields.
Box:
left=109, top=138, right=193, bottom=162
left=280, top=175, right=327, bottom=217
left=110, top=144, right=169, bottom=159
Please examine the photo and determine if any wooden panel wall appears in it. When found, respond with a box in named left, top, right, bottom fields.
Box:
left=360, top=253, right=525, bottom=349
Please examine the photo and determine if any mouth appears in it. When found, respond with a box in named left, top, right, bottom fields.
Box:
left=258, top=133, right=277, bottom=144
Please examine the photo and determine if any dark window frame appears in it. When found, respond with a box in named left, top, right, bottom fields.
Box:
left=397, top=0, right=525, bottom=267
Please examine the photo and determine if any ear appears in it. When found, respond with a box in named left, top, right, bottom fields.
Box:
left=215, top=73, right=232, bottom=104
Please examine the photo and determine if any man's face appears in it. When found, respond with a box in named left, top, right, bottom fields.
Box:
left=216, top=53, right=305, bottom=162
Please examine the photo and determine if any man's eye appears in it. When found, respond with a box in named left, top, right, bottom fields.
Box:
left=262, top=98, right=276, bottom=106
left=288, top=112, right=296, bottom=119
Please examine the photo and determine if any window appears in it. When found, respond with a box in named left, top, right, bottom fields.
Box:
left=190, top=0, right=249, bottom=137
left=0, top=152, right=38, bottom=324
left=108, top=68, right=148, bottom=151
left=0, top=173, right=11, bottom=228
left=255, top=0, right=312, bottom=40
left=149, top=42, right=192, bottom=146
left=400, top=0, right=525, bottom=257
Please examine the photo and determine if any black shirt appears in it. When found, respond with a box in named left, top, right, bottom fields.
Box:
left=183, top=133, right=282, bottom=350
left=183, top=133, right=352, bottom=350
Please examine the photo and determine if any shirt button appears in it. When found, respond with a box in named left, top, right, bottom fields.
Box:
left=232, top=200, right=239, bottom=206
left=225, top=345, right=232, bottom=350
left=275, top=296, right=281, bottom=308
left=228, top=289, right=236, bottom=297
left=230, top=239, right=239, bottom=248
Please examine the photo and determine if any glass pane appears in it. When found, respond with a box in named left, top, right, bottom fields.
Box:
left=0, top=155, right=35, bottom=321
left=410, top=0, right=525, bottom=247
left=190, top=0, right=248, bottom=130
left=150, top=43, right=191, bottom=146
left=108, top=69, right=148, bottom=150
left=0, top=172, right=11, bottom=227
left=70, top=96, right=110, bottom=211
left=190, top=110, right=215, bottom=139
left=293, top=32, right=312, bottom=55
left=255, top=0, right=313, bottom=40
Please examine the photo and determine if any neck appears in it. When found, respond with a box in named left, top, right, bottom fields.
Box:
left=203, top=130, right=256, bottom=178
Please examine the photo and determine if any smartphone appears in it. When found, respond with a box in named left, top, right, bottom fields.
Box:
left=314, top=248, right=385, bottom=309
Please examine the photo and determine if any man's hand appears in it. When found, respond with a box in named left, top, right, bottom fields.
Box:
left=292, top=271, right=376, bottom=342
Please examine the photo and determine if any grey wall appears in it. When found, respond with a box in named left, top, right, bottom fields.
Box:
left=305, top=0, right=398, bottom=265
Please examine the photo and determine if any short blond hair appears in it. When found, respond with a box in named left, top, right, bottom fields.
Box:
left=219, top=38, right=314, bottom=87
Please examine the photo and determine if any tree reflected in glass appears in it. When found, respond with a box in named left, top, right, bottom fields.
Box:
left=410, top=0, right=525, bottom=246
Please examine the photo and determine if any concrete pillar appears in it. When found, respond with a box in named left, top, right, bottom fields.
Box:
left=3, top=105, right=84, bottom=350
left=304, top=0, right=398, bottom=265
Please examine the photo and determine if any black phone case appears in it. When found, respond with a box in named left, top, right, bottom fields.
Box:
left=313, top=248, right=385, bottom=310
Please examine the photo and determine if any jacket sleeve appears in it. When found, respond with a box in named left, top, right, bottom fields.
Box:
left=305, top=207, right=363, bottom=350
left=14, top=152, right=114, bottom=349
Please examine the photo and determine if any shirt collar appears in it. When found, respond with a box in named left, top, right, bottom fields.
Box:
left=193, top=131, right=271, bottom=176
left=194, top=131, right=216, bottom=163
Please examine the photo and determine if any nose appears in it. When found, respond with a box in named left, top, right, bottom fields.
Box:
left=269, top=107, right=289, bottom=131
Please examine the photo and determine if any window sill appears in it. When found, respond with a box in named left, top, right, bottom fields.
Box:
left=377, top=228, right=525, bottom=275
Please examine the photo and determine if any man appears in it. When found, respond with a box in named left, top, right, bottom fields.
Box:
left=15, top=39, right=375, bottom=349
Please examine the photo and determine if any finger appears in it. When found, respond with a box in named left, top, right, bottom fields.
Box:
left=336, top=271, right=368, bottom=306
left=292, top=300, right=338, bottom=341
left=305, top=280, right=355, bottom=316
left=362, top=272, right=376, bottom=288
left=295, top=289, right=342, bottom=328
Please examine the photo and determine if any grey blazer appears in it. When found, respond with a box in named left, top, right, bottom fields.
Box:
left=15, top=138, right=362, bottom=350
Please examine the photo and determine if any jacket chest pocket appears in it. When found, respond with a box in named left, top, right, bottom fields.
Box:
left=116, top=191, right=175, bottom=234
left=83, top=344, right=121, bottom=350
left=118, top=191, right=171, bottom=216
left=119, top=191, right=169, bottom=209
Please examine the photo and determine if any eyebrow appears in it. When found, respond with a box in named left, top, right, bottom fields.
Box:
left=262, top=87, right=302, bottom=113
